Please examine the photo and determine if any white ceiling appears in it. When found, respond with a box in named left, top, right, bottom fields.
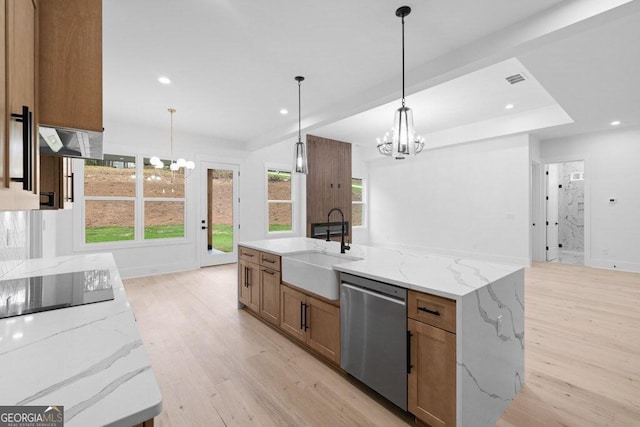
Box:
left=103, top=0, right=640, bottom=153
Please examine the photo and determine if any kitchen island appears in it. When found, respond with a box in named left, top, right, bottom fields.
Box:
left=0, top=253, right=162, bottom=427
left=238, top=237, right=524, bottom=427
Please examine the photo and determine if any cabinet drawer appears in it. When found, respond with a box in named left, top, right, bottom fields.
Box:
left=408, top=290, right=456, bottom=333
left=259, top=252, right=281, bottom=271
left=239, top=246, right=259, bottom=263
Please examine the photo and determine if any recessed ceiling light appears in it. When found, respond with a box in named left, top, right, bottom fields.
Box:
left=610, top=120, right=621, bottom=126
left=158, top=76, right=171, bottom=85
left=505, top=104, right=514, bottom=110
left=280, top=109, right=288, bottom=115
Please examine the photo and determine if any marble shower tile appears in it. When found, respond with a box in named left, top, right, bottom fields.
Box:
left=558, top=161, right=584, bottom=252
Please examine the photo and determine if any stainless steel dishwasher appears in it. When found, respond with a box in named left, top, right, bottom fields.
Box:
left=340, top=272, right=408, bottom=411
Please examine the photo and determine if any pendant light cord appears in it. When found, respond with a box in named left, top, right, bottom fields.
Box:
left=401, top=14, right=405, bottom=107
left=298, top=80, right=302, bottom=142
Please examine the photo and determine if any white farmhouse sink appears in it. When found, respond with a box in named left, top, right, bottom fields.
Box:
left=282, top=251, right=362, bottom=300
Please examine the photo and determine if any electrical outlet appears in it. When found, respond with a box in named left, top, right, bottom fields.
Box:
left=602, top=248, right=609, bottom=255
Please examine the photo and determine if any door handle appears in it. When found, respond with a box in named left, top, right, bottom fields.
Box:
left=418, top=306, right=440, bottom=316
left=304, top=303, right=309, bottom=331
left=10, top=106, right=33, bottom=191
left=261, top=269, right=275, bottom=275
left=407, top=331, right=413, bottom=374
left=201, top=226, right=208, bottom=230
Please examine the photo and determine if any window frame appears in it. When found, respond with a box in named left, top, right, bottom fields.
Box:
left=77, top=154, right=189, bottom=250
left=352, top=176, right=367, bottom=228
left=265, top=163, right=297, bottom=237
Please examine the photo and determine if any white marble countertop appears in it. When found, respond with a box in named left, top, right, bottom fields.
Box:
left=0, top=253, right=162, bottom=427
left=240, top=238, right=523, bottom=299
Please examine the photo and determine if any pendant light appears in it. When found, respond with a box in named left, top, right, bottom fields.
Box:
left=376, top=6, right=425, bottom=160
left=150, top=108, right=195, bottom=171
left=293, top=76, right=308, bottom=174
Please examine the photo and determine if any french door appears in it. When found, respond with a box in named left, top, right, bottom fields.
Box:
left=200, top=162, right=239, bottom=266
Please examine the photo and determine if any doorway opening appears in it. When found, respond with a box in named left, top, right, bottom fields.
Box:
left=200, top=162, right=239, bottom=267
left=545, top=161, right=585, bottom=266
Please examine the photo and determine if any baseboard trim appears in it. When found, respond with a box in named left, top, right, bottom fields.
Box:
left=588, top=258, right=640, bottom=274
left=119, top=260, right=200, bottom=279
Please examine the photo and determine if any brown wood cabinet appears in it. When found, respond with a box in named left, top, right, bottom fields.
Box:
left=280, top=284, right=340, bottom=364
left=39, top=154, right=73, bottom=209
left=238, top=246, right=282, bottom=325
left=238, top=258, right=260, bottom=313
left=408, top=292, right=457, bottom=426
left=258, top=252, right=281, bottom=327
left=38, top=0, right=102, bottom=131
left=306, top=135, right=352, bottom=240
left=0, top=0, right=39, bottom=210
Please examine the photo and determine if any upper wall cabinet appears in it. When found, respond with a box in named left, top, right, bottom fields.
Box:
left=306, top=135, right=352, bottom=240
left=0, top=0, right=39, bottom=210
left=39, top=0, right=102, bottom=132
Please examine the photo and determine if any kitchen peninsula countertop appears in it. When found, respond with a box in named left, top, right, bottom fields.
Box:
left=239, top=237, right=524, bottom=300
left=0, top=253, right=162, bottom=427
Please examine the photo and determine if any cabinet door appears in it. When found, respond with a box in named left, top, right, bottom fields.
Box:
left=4, top=0, right=38, bottom=207
left=306, top=295, right=340, bottom=364
left=408, top=319, right=456, bottom=427
left=0, top=0, right=5, bottom=189
left=279, top=285, right=306, bottom=343
left=238, top=259, right=259, bottom=313
left=259, top=267, right=280, bottom=326
left=39, top=0, right=102, bottom=131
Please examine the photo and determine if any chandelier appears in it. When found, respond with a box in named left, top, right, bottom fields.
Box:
left=150, top=108, right=195, bottom=171
left=377, top=6, right=425, bottom=159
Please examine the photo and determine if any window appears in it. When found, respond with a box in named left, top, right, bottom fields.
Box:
left=352, top=177, right=366, bottom=227
left=143, top=158, right=185, bottom=239
left=267, top=168, right=293, bottom=233
left=84, top=155, right=136, bottom=243
left=83, top=154, right=186, bottom=245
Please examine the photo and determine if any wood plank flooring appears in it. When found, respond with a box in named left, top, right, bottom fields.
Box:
left=123, top=262, right=640, bottom=426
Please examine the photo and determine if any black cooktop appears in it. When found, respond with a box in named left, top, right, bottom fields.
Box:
left=0, top=269, right=114, bottom=320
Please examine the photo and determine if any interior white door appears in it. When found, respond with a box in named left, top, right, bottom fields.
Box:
left=200, top=162, right=240, bottom=266
left=546, top=164, right=559, bottom=261
left=531, top=161, right=542, bottom=262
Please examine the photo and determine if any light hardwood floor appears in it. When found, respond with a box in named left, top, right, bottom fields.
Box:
left=123, top=262, right=640, bottom=426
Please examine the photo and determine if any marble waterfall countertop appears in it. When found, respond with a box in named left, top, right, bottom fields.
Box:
left=241, top=237, right=526, bottom=426
left=239, top=237, right=523, bottom=300
left=0, top=253, right=162, bottom=427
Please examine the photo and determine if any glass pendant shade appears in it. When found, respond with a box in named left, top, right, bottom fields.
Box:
left=292, top=75, right=308, bottom=174
left=294, top=140, right=308, bottom=174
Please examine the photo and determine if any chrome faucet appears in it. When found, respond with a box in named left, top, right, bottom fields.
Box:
left=326, top=208, right=350, bottom=254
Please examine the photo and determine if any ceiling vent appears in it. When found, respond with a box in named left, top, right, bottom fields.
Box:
left=506, top=74, right=526, bottom=84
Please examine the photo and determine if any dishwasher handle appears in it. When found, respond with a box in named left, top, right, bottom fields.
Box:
left=341, top=282, right=406, bottom=305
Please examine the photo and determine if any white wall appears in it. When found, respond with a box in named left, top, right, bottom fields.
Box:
left=541, top=125, right=640, bottom=272
left=351, top=145, right=369, bottom=245
left=368, top=134, right=531, bottom=265
left=49, top=121, right=302, bottom=278
left=239, top=139, right=306, bottom=242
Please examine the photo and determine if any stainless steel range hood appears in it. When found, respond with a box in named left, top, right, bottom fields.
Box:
left=38, top=125, right=103, bottom=160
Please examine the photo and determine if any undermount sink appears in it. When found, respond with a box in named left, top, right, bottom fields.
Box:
left=282, top=251, right=362, bottom=300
